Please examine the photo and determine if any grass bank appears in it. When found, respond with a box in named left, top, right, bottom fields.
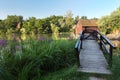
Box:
left=107, top=44, right=120, bottom=80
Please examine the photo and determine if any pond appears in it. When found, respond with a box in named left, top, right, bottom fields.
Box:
left=0, top=32, right=77, bottom=41
left=0, top=33, right=77, bottom=58
left=0, top=33, right=77, bottom=52
left=0, top=33, right=119, bottom=56
left=0, top=33, right=119, bottom=47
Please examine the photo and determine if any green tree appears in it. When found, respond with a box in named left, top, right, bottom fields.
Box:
left=35, top=19, right=43, bottom=33
left=0, top=20, right=6, bottom=33
left=28, top=17, right=36, bottom=34
left=58, top=11, right=74, bottom=32
left=0, top=14, right=76, bottom=34
left=98, top=7, right=120, bottom=34
left=81, top=16, right=87, bottom=20
left=4, top=15, right=23, bottom=33
left=91, top=17, right=98, bottom=20
left=97, top=16, right=110, bottom=34
left=74, top=16, right=80, bottom=24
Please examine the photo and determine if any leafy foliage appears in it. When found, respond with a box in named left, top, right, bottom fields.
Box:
left=98, top=7, right=120, bottom=34
left=80, top=16, right=87, bottom=20
left=0, top=13, right=75, bottom=34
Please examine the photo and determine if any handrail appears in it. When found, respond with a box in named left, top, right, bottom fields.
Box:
left=75, top=30, right=115, bottom=67
left=95, top=30, right=115, bottom=67
left=96, top=31, right=115, bottom=48
left=75, top=31, right=83, bottom=52
left=75, top=31, right=84, bottom=66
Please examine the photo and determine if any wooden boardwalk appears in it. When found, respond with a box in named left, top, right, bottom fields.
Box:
left=77, top=39, right=112, bottom=74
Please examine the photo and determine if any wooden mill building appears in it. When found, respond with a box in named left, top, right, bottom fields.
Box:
left=75, top=20, right=99, bottom=34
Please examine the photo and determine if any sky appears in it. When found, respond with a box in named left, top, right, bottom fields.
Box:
left=0, top=0, right=120, bottom=20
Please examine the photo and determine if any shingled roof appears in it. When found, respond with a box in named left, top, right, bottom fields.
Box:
left=79, top=19, right=97, bottom=26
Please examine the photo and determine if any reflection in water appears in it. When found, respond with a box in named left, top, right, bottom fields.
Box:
left=21, top=34, right=26, bottom=41
left=31, top=33, right=37, bottom=40
left=6, top=34, right=11, bottom=40
left=0, top=33, right=120, bottom=56
left=38, top=36, right=46, bottom=41
left=52, top=33, right=58, bottom=40
left=58, top=33, right=76, bottom=40
left=12, top=33, right=21, bottom=42
left=0, top=32, right=77, bottom=41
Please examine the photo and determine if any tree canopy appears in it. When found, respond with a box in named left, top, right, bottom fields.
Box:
left=0, top=13, right=75, bottom=34
left=98, top=7, right=120, bottom=34
left=1, top=7, right=120, bottom=35
left=81, top=16, right=87, bottom=20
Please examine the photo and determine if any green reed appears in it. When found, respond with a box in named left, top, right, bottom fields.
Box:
left=0, top=39, right=76, bottom=80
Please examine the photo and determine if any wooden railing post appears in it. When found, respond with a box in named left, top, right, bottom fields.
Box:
left=100, top=36, right=102, bottom=50
left=75, top=31, right=83, bottom=67
left=80, top=34, right=83, bottom=49
left=95, top=30, right=115, bottom=67
left=109, top=46, right=113, bottom=67
left=95, top=31, right=98, bottom=39
left=75, top=49, right=80, bottom=67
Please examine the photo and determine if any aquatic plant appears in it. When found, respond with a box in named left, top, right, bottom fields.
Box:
left=0, top=39, right=76, bottom=80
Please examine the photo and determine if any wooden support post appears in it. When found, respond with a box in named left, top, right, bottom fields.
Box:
left=100, top=36, right=102, bottom=50
left=80, top=33, right=83, bottom=49
left=75, top=49, right=80, bottom=67
left=109, top=46, right=113, bottom=67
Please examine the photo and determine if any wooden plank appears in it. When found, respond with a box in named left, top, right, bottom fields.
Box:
left=89, top=76, right=106, bottom=80
left=77, top=39, right=112, bottom=74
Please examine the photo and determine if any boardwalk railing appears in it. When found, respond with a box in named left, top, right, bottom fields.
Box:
left=95, top=30, right=116, bottom=67
left=75, top=31, right=84, bottom=66
left=75, top=30, right=115, bottom=67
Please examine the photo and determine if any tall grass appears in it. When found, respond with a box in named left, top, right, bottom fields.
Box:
left=107, top=44, right=120, bottom=80
left=0, top=39, right=76, bottom=80
left=41, top=65, right=89, bottom=80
